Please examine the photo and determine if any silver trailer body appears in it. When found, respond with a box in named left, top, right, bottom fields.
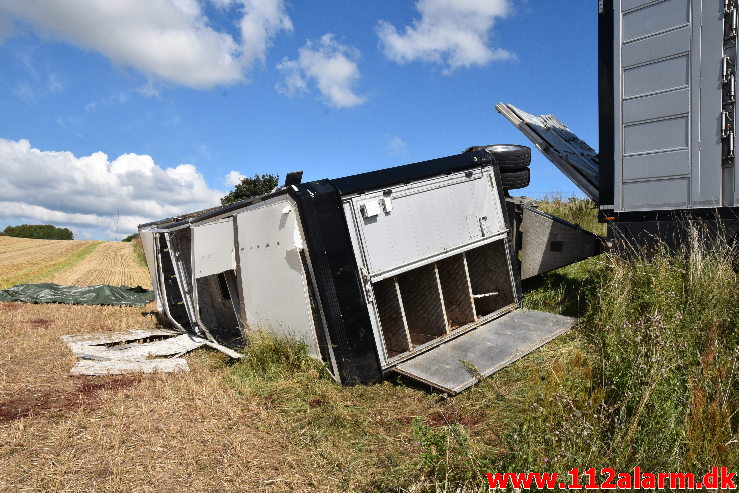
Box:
left=498, top=0, right=739, bottom=244
left=141, top=194, right=322, bottom=356
left=140, top=150, right=588, bottom=393
left=611, top=0, right=736, bottom=211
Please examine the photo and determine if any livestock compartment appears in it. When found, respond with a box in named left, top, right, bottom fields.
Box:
left=139, top=148, right=599, bottom=393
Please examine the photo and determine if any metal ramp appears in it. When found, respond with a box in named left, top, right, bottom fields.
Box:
left=519, top=205, right=603, bottom=279
left=394, top=309, right=575, bottom=394
left=496, top=103, right=599, bottom=202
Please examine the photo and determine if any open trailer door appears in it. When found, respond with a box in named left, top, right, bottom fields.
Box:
left=496, top=103, right=600, bottom=202
left=394, top=309, right=575, bottom=394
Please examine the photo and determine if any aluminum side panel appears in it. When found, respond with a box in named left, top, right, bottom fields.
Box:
left=614, top=0, right=726, bottom=211
left=139, top=230, right=161, bottom=310
left=345, top=170, right=507, bottom=280
left=235, top=197, right=320, bottom=358
left=191, top=218, right=235, bottom=278
left=519, top=207, right=602, bottom=279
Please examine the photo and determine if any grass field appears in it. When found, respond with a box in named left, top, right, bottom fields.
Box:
left=0, top=201, right=737, bottom=492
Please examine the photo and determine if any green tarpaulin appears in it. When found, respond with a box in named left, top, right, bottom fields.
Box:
left=0, top=283, right=155, bottom=307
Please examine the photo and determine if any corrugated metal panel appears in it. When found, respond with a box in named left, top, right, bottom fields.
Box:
left=614, top=0, right=727, bottom=211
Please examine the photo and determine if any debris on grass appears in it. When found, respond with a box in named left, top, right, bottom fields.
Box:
left=61, top=328, right=241, bottom=376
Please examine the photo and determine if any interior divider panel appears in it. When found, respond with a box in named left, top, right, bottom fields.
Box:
left=373, top=277, right=412, bottom=356
left=437, top=254, right=476, bottom=330
left=465, top=241, right=515, bottom=316
left=397, top=263, right=448, bottom=346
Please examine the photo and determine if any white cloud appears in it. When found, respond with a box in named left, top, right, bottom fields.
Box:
left=277, top=34, right=366, bottom=108
left=238, top=0, right=293, bottom=68
left=384, top=134, right=408, bottom=155
left=0, top=0, right=292, bottom=89
left=377, top=0, right=514, bottom=71
left=0, top=138, right=224, bottom=239
left=225, top=170, right=247, bottom=186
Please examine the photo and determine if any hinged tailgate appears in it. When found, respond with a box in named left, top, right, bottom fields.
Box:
left=393, top=309, right=575, bottom=394
left=496, top=103, right=600, bottom=202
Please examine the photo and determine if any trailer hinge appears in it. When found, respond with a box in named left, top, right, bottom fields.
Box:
left=725, top=132, right=736, bottom=165
left=721, top=0, right=739, bottom=186
left=726, top=1, right=738, bottom=40
left=723, top=55, right=735, bottom=82
left=727, top=0, right=737, bottom=15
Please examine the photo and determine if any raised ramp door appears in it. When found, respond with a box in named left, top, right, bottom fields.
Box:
left=496, top=103, right=599, bottom=202
left=394, top=309, right=575, bottom=394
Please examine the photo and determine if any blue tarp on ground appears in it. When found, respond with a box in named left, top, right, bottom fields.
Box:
left=0, top=283, right=155, bottom=307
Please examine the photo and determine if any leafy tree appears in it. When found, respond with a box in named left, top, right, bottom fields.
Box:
left=122, top=233, right=140, bottom=242
left=2, top=224, right=74, bottom=240
left=221, top=173, right=279, bottom=206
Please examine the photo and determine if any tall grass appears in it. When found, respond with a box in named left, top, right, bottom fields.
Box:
left=130, top=237, right=148, bottom=269
left=536, top=194, right=606, bottom=236
left=499, top=221, right=739, bottom=474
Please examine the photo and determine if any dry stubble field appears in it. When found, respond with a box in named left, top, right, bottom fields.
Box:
left=0, top=237, right=325, bottom=491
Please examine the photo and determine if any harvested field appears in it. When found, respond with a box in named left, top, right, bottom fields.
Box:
left=0, top=237, right=151, bottom=289
left=47, top=241, right=151, bottom=289
left=0, top=237, right=99, bottom=289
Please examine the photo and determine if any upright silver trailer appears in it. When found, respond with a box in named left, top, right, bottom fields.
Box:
left=140, top=149, right=601, bottom=393
left=499, top=0, right=739, bottom=244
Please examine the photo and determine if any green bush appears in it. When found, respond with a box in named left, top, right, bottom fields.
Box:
left=122, top=232, right=139, bottom=242
left=1, top=224, right=73, bottom=240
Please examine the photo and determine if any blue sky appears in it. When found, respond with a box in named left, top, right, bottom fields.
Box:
left=0, top=1, right=597, bottom=240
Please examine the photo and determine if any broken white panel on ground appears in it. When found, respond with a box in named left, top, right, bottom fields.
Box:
left=62, top=329, right=208, bottom=376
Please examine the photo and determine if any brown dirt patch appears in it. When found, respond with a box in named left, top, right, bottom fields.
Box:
left=426, top=407, right=483, bottom=428
left=0, top=302, right=23, bottom=311
left=0, top=375, right=142, bottom=423
left=308, top=397, right=324, bottom=408
left=27, top=318, right=54, bottom=328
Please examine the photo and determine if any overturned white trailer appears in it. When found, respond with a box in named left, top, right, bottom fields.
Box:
left=139, top=148, right=601, bottom=393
